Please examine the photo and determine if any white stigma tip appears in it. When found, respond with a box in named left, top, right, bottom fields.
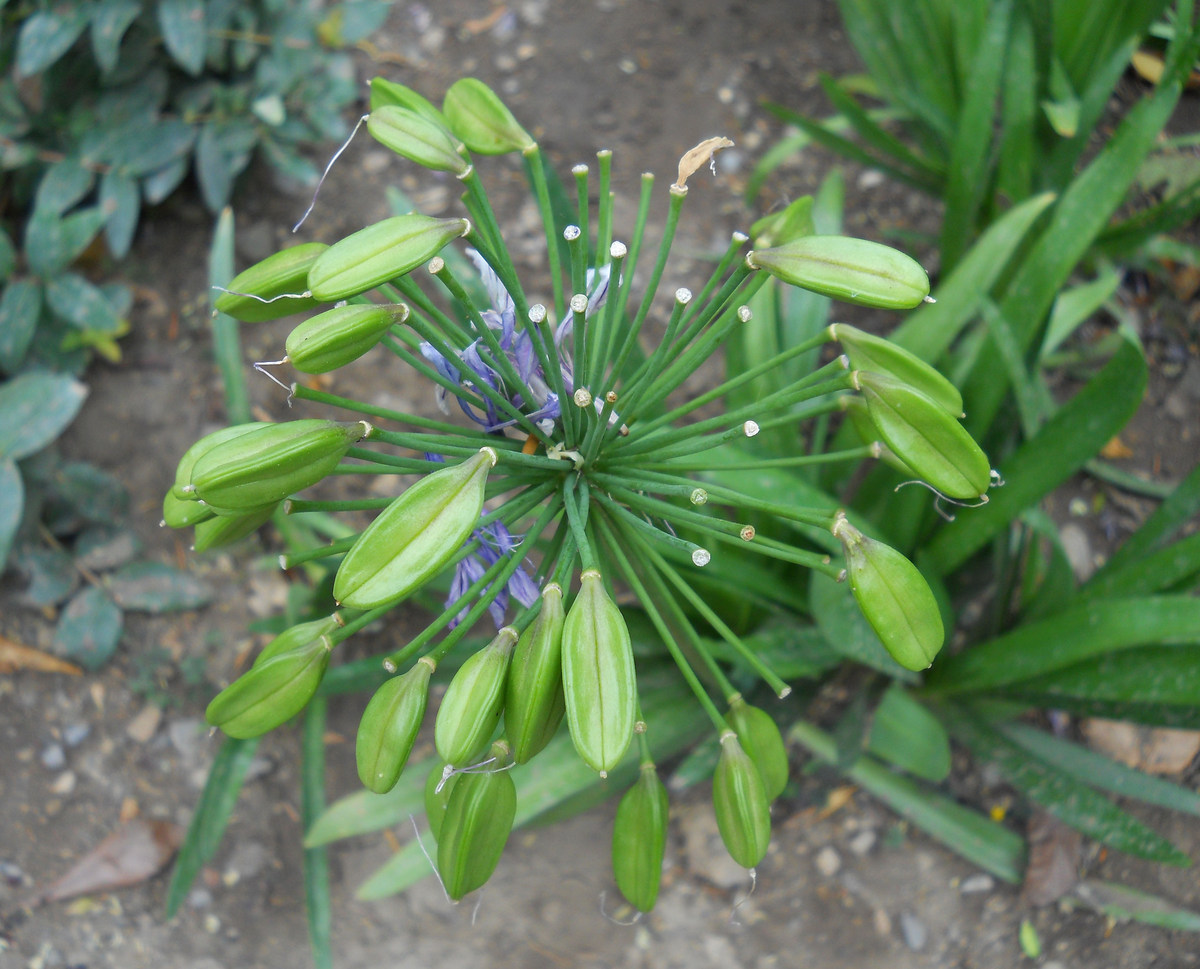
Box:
left=605, top=390, right=618, bottom=404
left=675, top=287, right=692, bottom=304
left=691, top=548, right=711, bottom=567
left=573, top=388, right=593, bottom=407
left=743, top=420, right=760, bottom=437
left=733, top=231, right=749, bottom=243
left=564, top=225, right=581, bottom=241
left=572, top=164, right=588, bottom=175
left=740, top=525, right=756, bottom=541
left=382, top=659, right=397, bottom=673
left=610, top=241, right=627, bottom=259
left=690, top=488, right=708, bottom=505
left=737, top=305, right=753, bottom=323
left=529, top=303, right=546, bottom=324
left=570, top=293, right=588, bottom=313
left=428, top=256, right=445, bottom=273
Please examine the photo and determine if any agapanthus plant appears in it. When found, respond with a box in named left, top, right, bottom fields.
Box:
left=166, top=77, right=992, bottom=908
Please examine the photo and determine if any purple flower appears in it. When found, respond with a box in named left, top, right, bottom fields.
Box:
left=419, top=249, right=611, bottom=435
left=447, top=518, right=539, bottom=629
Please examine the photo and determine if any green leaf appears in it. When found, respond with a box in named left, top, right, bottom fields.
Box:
left=928, top=596, right=1200, bottom=694
left=14, top=545, right=78, bottom=606
left=142, top=158, right=190, bottom=206
left=157, top=0, right=207, bottom=75
left=809, top=571, right=918, bottom=681
left=1009, top=645, right=1200, bottom=707
left=1070, top=879, right=1200, bottom=932
left=0, top=229, right=16, bottom=283
left=948, top=710, right=1191, bottom=867
left=301, top=699, right=332, bottom=969
left=107, top=120, right=196, bottom=177
left=106, top=561, right=212, bottom=613
left=91, top=0, right=143, bottom=74
left=926, top=335, right=1147, bottom=574
left=1040, top=265, right=1121, bottom=359
left=165, top=736, right=261, bottom=917
left=16, top=8, right=90, bottom=76
left=0, top=279, right=43, bottom=373
left=74, top=524, right=140, bottom=572
left=45, top=273, right=124, bottom=334
left=939, top=0, right=1011, bottom=268
left=45, top=460, right=128, bottom=526
left=23, top=206, right=107, bottom=277
left=53, top=586, right=123, bottom=670
left=0, top=372, right=87, bottom=461
left=866, top=685, right=951, bottom=781
left=1086, top=459, right=1200, bottom=594
left=100, top=171, right=141, bottom=259
left=997, top=722, right=1200, bottom=817
left=209, top=206, right=251, bottom=425
left=0, top=458, right=23, bottom=571
left=888, top=192, right=1056, bottom=362
left=790, top=719, right=1026, bottom=883
left=967, top=54, right=1190, bottom=432
left=35, top=160, right=96, bottom=217
left=195, top=127, right=230, bottom=211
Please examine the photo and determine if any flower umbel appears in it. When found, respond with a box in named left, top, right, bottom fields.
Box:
left=172, top=78, right=990, bottom=908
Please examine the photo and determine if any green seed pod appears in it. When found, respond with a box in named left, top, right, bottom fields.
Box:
left=435, top=627, right=517, bottom=768
left=505, top=583, right=567, bottom=764
left=437, top=740, right=517, bottom=900
left=356, top=657, right=434, bottom=794
left=712, top=731, right=771, bottom=869
left=171, top=422, right=272, bottom=500
left=254, top=615, right=342, bottom=667
left=424, top=761, right=458, bottom=841
left=307, top=215, right=471, bottom=302
left=367, top=106, right=470, bottom=175
left=855, top=370, right=991, bottom=500
left=832, top=512, right=944, bottom=670
left=561, top=570, right=637, bottom=777
left=611, top=764, right=670, bottom=912
left=213, top=243, right=326, bottom=322
left=192, top=502, right=278, bottom=552
left=369, top=78, right=444, bottom=122
left=205, top=636, right=331, bottom=738
left=831, top=323, right=963, bottom=417
left=726, top=696, right=789, bottom=801
left=333, top=448, right=496, bottom=609
left=748, top=236, right=930, bottom=310
left=162, top=489, right=215, bottom=529
left=443, top=78, right=535, bottom=155
left=750, top=195, right=815, bottom=249
left=285, top=303, right=409, bottom=375
left=838, top=396, right=914, bottom=476
left=189, top=419, right=368, bottom=512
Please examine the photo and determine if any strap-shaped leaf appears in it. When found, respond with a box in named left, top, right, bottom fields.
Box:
left=928, top=596, right=1200, bottom=694
left=947, top=709, right=1192, bottom=867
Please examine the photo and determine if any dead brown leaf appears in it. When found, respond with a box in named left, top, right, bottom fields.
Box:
left=35, top=818, right=183, bottom=905
left=0, top=636, right=82, bottom=675
left=1022, top=809, right=1081, bottom=907
left=674, top=137, right=735, bottom=191
left=816, top=784, right=857, bottom=820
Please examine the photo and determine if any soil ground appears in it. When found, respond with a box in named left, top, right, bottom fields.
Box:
left=3, top=2, right=1200, bottom=968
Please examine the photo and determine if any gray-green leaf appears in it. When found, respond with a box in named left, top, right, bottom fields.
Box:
left=157, top=0, right=206, bottom=75
left=54, top=586, right=124, bottom=670
left=0, top=372, right=87, bottom=460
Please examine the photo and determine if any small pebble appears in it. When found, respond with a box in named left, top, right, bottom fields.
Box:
left=62, top=723, right=90, bottom=747
left=40, top=743, right=66, bottom=771
left=814, top=846, right=842, bottom=877
left=848, top=829, right=877, bottom=856
left=873, top=907, right=892, bottom=937
left=0, top=860, right=28, bottom=886
left=899, top=911, right=927, bottom=951
left=960, top=873, right=995, bottom=894
left=204, top=914, right=221, bottom=934
left=126, top=704, right=162, bottom=744
left=187, top=887, right=213, bottom=910
left=50, top=771, right=76, bottom=796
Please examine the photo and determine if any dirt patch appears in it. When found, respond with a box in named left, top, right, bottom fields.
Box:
left=2, top=2, right=1198, bottom=968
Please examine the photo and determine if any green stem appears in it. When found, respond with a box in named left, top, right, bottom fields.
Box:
left=523, top=146, right=566, bottom=318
